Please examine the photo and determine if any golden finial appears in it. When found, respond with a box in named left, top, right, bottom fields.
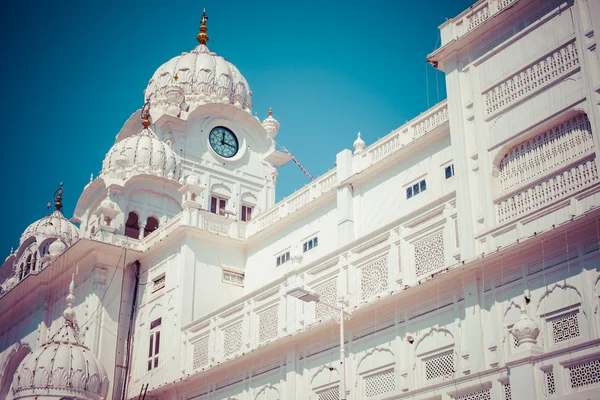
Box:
left=141, top=101, right=151, bottom=128
left=53, top=182, right=64, bottom=212
left=197, top=9, right=210, bottom=45
left=268, top=107, right=273, bottom=116
left=174, top=73, right=179, bottom=82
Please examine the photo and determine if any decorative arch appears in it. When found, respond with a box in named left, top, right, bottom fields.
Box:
left=0, top=342, right=31, bottom=400
left=310, top=364, right=340, bottom=389
left=254, top=384, right=279, bottom=400
left=144, top=216, right=160, bottom=238
left=356, top=347, right=395, bottom=376
left=536, top=283, right=584, bottom=315
left=241, top=192, right=258, bottom=205
left=210, top=183, right=232, bottom=198
left=414, top=327, right=454, bottom=354
left=125, top=211, right=140, bottom=239
left=537, top=282, right=589, bottom=346
left=493, top=112, right=593, bottom=193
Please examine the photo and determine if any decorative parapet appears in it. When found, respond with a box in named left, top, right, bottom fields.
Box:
left=363, top=101, right=449, bottom=165
left=439, top=0, right=519, bottom=43
left=247, top=169, right=338, bottom=236
left=483, top=41, right=579, bottom=117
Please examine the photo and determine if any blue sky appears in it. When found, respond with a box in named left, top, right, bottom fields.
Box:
left=0, top=0, right=474, bottom=253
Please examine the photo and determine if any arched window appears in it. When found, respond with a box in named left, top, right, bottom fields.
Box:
left=32, top=252, right=38, bottom=272
left=125, top=212, right=140, bottom=239
left=144, top=217, right=159, bottom=238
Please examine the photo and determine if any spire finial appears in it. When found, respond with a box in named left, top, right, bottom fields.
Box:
left=268, top=107, right=273, bottom=117
left=141, top=101, right=151, bottom=128
left=63, top=273, right=76, bottom=323
left=53, top=182, right=64, bottom=212
left=197, top=9, right=210, bottom=45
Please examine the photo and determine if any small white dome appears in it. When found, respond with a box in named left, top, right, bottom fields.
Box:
left=145, top=44, right=252, bottom=122
left=48, top=239, right=67, bottom=257
left=20, top=211, right=79, bottom=246
left=102, top=127, right=181, bottom=181
left=511, top=308, right=540, bottom=347
left=262, top=108, right=280, bottom=139
left=353, top=132, right=365, bottom=154
left=100, top=197, right=116, bottom=209
left=186, top=173, right=200, bottom=185
left=13, top=277, right=109, bottom=400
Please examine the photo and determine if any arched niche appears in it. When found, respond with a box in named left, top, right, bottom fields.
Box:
left=413, top=327, right=455, bottom=386
left=493, top=112, right=593, bottom=193
left=310, top=364, right=340, bottom=394
left=537, top=283, right=589, bottom=347
left=125, top=211, right=140, bottom=239
left=255, top=384, right=279, bottom=400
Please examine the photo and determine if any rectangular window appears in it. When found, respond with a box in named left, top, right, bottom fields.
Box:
left=148, top=317, right=162, bottom=371
left=241, top=205, right=253, bottom=222
left=152, top=275, right=165, bottom=293
left=210, top=196, right=227, bottom=216
left=445, top=164, right=455, bottom=179
left=407, top=179, right=427, bottom=199
left=223, top=270, right=244, bottom=286
left=303, top=236, right=318, bottom=253
left=276, top=251, right=290, bottom=266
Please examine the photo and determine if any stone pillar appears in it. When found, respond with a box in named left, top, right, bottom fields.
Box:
left=138, top=221, right=146, bottom=240
left=336, top=149, right=355, bottom=246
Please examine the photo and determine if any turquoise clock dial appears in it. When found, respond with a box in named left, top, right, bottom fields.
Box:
left=209, top=126, right=239, bottom=158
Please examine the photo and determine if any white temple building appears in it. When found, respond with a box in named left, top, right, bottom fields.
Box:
left=1, top=0, right=600, bottom=399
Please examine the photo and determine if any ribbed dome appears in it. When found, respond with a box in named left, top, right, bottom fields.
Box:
left=145, top=43, right=252, bottom=121
left=102, top=126, right=182, bottom=181
left=13, top=278, right=109, bottom=400
left=20, top=210, right=79, bottom=246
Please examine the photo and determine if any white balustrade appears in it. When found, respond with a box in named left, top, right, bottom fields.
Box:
left=484, top=42, right=579, bottom=116
left=468, top=3, right=490, bottom=31
left=496, top=158, right=599, bottom=223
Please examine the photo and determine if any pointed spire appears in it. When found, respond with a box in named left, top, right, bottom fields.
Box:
left=63, top=273, right=76, bottom=323
left=197, top=9, right=210, bottom=45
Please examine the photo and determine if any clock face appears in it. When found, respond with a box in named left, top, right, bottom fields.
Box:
left=209, top=126, right=239, bottom=158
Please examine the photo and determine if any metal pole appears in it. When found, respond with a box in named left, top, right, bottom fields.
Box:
left=339, top=302, right=346, bottom=400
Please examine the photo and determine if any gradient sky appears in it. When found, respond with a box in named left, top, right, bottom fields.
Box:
left=0, top=0, right=475, bottom=254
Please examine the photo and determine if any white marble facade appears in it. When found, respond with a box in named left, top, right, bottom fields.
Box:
left=1, top=0, right=600, bottom=399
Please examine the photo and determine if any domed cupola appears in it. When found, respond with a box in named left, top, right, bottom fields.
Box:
left=102, top=107, right=182, bottom=182
left=12, top=275, right=110, bottom=400
left=262, top=108, right=281, bottom=139
left=144, top=9, right=252, bottom=122
left=20, top=184, right=79, bottom=247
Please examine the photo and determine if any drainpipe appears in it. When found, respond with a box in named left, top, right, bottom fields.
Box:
left=121, top=260, right=141, bottom=400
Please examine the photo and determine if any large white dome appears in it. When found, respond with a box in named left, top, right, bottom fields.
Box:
left=20, top=210, right=79, bottom=246
left=102, top=126, right=182, bottom=181
left=145, top=44, right=252, bottom=117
